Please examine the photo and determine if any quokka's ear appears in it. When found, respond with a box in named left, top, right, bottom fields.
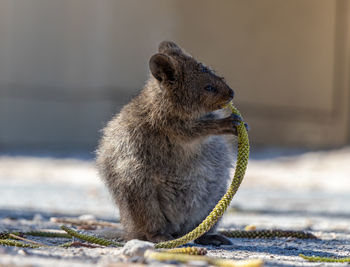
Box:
left=149, top=53, right=176, bottom=83
left=158, top=41, right=181, bottom=54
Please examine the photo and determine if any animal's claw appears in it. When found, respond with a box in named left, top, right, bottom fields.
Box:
left=230, top=114, right=250, bottom=132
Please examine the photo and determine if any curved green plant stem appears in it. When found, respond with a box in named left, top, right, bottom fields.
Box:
left=0, top=239, right=42, bottom=248
left=299, top=254, right=350, bottom=263
left=145, top=251, right=263, bottom=267
left=0, top=231, right=71, bottom=239
left=25, top=231, right=71, bottom=239
left=220, top=229, right=317, bottom=239
left=60, top=225, right=123, bottom=247
left=59, top=241, right=76, bottom=248
left=165, top=246, right=207, bottom=255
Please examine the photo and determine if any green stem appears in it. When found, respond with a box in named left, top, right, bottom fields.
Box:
left=0, top=239, right=42, bottom=248
left=300, top=254, right=350, bottom=263
left=60, top=225, right=123, bottom=247
left=0, top=231, right=71, bottom=239
left=220, top=230, right=316, bottom=239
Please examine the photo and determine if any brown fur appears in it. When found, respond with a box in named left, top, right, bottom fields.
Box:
left=96, top=41, right=239, bottom=245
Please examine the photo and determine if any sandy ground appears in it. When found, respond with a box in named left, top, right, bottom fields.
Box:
left=0, top=147, right=349, bottom=266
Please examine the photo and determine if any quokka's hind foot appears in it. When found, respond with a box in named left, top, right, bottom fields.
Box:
left=195, top=233, right=232, bottom=246
left=146, top=233, right=174, bottom=243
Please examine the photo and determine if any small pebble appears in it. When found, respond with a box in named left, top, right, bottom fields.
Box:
left=17, top=249, right=28, bottom=256
left=120, top=239, right=154, bottom=259
left=33, top=214, right=44, bottom=222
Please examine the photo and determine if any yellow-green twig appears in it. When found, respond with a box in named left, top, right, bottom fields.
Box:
left=220, top=230, right=316, bottom=239
left=299, top=254, right=350, bottom=263
left=166, top=246, right=207, bottom=255
left=60, top=225, right=123, bottom=247
left=0, top=231, right=71, bottom=239
left=9, top=233, right=46, bottom=247
left=25, top=231, right=71, bottom=239
left=0, top=239, right=42, bottom=248
left=146, top=251, right=263, bottom=267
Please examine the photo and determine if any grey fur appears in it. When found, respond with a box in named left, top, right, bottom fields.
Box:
left=96, top=41, right=238, bottom=245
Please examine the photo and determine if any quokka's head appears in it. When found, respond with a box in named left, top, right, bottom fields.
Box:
left=149, top=41, right=234, bottom=117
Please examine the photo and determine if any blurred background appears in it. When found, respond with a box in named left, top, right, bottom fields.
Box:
left=1, top=0, right=349, bottom=153
left=0, top=0, right=349, bottom=221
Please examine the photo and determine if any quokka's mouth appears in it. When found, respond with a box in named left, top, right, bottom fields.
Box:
left=221, top=99, right=233, bottom=109
left=211, top=99, right=233, bottom=111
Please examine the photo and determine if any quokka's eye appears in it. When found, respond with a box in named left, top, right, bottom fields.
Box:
left=204, top=85, right=218, bottom=93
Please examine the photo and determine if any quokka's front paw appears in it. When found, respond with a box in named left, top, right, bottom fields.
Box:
left=222, top=114, right=249, bottom=136
left=230, top=114, right=250, bottom=131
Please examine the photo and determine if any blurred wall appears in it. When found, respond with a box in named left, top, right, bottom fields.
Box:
left=0, top=0, right=349, bottom=152
left=175, top=0, right=350, bottom=148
